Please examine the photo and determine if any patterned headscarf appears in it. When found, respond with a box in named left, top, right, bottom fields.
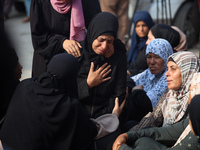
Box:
left=133, top=39, right=173, bottom=107
left=162, top=51, right=200, bottom=126
left=146, top=38, right=173, bottom=69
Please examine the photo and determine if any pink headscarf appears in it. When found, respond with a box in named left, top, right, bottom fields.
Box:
left=171, top=26, right=187, bottom=51
left=50, top=0, right=86, bottom=42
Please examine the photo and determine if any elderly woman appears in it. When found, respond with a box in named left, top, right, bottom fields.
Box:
left=129, top=51, right=200, bottom=131
left=123, top=38, right=173, bottom=128
left=113, top=72, right=200, bottom=150
left=127, top=10, right=154, bottom=76
left=127, top=23, right=181, bottom=77
left=77, top=12, right=127, bottom=118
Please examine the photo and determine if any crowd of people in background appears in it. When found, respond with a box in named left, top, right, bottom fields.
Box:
left=1, top=0, right=200, bottom=150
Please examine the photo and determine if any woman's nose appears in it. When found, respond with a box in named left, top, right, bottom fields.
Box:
left=150, top=58, right=155, bottom=64
left=165, top=70, right=169, bottom=77
left=101, top=41, right=107, bottom=49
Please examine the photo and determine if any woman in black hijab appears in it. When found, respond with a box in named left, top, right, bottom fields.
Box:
left=0, top=31, right=23, bottom=129
left=77, top=12, right=127, bottom=119
left=0, top=53, right=98, bottom=150
left=146, top=23, right=180, bottom=52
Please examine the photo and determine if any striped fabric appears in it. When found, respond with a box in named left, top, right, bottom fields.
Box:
left=162, top=51, right=200, bottom=126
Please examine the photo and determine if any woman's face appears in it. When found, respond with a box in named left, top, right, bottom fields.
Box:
left=146, top=30, right=155, bottom=45
left=92, top=35, right=114, bottom=57
left=135, top=21, right=149, bottom=38
left=146, top=53, right=165, bottom=74
left=165, top=61, right=182, bottom=90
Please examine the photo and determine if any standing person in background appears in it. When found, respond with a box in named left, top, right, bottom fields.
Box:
left=22, top=0, right=31, bottom=22
left=100, top=0, right=129, bottom=44
left=30, top=0, right=101, bottom=78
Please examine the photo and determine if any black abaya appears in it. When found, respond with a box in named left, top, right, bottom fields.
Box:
left=0, top=54, right=98, bottom=150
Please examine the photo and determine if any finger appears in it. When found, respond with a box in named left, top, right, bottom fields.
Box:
left=120, top=99, right=126, bottom=110
left=89, top=62, right=94, bottom=73
left=102, top=69, right=111, bottom=78
left=66, top=48, right=73, bottom=55
left=76, top=41, right=82, bottom=48
left=74, top=42, right=81, bottom=57
left=101, top=64, right=111, bottom=75
left=102, top=76, right=111, bottom=83
left=115, top=97, right=119, bottom=109
left=70, top=45, right=79, bottom=57
left=98, top=63, right=108, bottom=72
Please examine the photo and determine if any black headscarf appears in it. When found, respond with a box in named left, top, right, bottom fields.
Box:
left=189, top=94, right=200, bottom=138
left=79, top=12, right=119, bottom=68
left=0, top=53, right=98, bottom=150
left=151, top=24, right=180, bottom=48
left=0, top=31, right=19, bottom=125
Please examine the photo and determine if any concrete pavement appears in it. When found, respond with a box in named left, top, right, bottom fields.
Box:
left=4, top=6, right=33, bottom=80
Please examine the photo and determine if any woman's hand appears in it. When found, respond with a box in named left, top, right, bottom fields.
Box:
left=87, top=62, right=111, bottom=88
left=112, top=97, right=126, bottom=117
left=132, top=85, right=143, bottom=92
left=63, top=39, right=81, bottom=57
left=112, top=133, right=128, bottom=150
left=127, top=70, right=131, bottom=76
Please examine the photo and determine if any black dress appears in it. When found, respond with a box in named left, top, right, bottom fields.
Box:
left=30, top=0, right=101, bottom=78
left=0, top=53, right=98, bottom=150
left=77, top=12, right=127, bottom=118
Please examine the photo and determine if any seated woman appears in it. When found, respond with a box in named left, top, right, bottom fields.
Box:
left=0, top=31, right=23, bottom=129
left=0, top=53, right=125, bottom=150
left=127, top=10, right=154, bottom=76
left=146, top=24, right=181, bottom=53
left=127, top=23, right=181, bottom=77
left=171, top=26, right=187, bottom=51
left=77, top=12, right=127, bottom=118
left=112, top=73, right=200, bottom=150
left=123, top=38, right=173, bottom=128
left=129, top=51, right=200, bottom=131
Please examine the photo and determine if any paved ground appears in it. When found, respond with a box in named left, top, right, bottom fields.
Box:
left=4, top=7, right=33, bottom=80
left=4, top=6, right=200, bottom=81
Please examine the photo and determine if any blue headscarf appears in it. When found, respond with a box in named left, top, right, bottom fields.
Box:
left=132, top=38, right=173, bottom=107
left=146, top=38, right=173, bottom=69
left=127, top=11, right=154, bottom=63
